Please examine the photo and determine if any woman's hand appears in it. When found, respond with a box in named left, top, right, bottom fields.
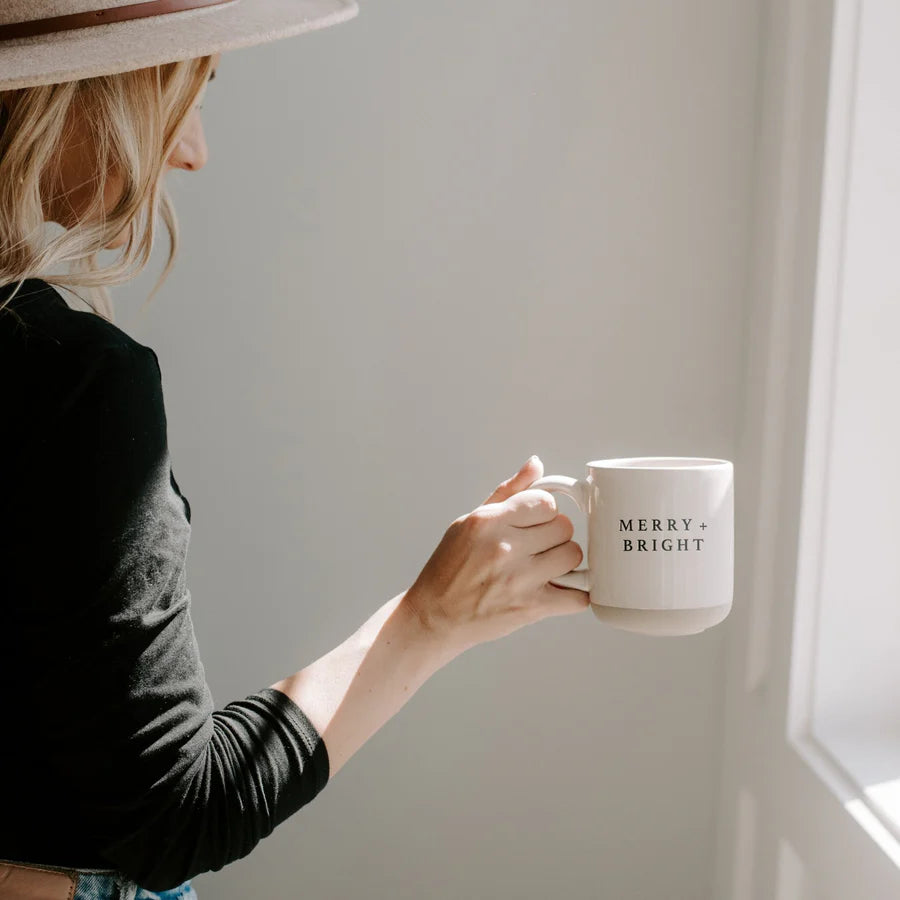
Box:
left=403, top=456, right=591, bottom=653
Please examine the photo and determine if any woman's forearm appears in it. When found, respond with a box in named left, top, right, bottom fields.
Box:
left=269, top=590, right=463, bottom=779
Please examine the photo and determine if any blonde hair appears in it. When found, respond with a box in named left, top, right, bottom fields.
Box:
left=0, top=54, right=214, bottom=322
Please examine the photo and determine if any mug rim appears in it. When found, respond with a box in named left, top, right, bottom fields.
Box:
left=587, top=456, right=732, bottom=470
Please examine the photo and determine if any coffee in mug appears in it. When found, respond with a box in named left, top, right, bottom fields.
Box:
left=529, top=457, right=734, bottom=636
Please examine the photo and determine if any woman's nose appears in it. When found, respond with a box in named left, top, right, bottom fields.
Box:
left=168, top=109, right=208, bottom=172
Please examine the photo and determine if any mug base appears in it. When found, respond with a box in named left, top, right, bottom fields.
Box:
left=590, top=602, right=731, bottom=636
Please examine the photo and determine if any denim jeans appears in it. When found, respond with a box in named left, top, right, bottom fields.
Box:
left=0, top=858, right=197, bottom=900
left=72, top=871, right=197, bottom=900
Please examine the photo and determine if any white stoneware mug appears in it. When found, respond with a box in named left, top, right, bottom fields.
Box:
left=529, top=457, right=734, bottom=636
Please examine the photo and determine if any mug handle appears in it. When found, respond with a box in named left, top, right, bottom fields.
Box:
left=527, top=475, right=591, bottom=593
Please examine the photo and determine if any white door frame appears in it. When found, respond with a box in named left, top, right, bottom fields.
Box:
left=713, top=0, right=900, bottom=896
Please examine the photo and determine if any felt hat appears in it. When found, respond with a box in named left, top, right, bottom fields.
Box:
left=0, top=0, right=359, bottom=92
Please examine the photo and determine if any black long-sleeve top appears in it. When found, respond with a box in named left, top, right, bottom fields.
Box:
left=0, top=279, right=330, bottom=892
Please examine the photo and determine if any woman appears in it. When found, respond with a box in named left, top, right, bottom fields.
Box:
left=0, top=3, right=590, bottom=899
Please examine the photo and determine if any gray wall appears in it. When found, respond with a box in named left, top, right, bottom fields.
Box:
left=113, top=1, right=760, bottom=897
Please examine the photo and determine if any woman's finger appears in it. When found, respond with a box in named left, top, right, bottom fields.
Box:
left=538, top=583, right=592, bottom=619
left=482, top=456, right=543, bottom=505
left=511, top=514, right=575, bottom=555
left=502, top=488, right=558, bottom=527
left=530, top=540, right=584, bottom=584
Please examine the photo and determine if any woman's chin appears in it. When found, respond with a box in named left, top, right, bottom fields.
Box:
left=103, top=228, right=129, bottom=250
left=101, top=213, right=136, bottom=248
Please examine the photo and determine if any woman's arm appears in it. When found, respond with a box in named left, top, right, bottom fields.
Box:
left=270, top=590, right=462, bottom=780
left=4, top=311, right=585, bottom=893
left=270, top=454, right=589, bottom=783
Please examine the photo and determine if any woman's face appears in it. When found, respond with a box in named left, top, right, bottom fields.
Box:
left=48, top=53, right=221, bottom=249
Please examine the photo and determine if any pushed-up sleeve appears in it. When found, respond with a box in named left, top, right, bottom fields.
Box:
left=13, top=340, right=329, bottom=892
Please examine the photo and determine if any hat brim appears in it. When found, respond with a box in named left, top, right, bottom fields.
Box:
left=0, top=0, right=358, bottom=91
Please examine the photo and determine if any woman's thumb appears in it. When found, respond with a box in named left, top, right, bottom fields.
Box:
left=483, top=455, right=544, bottom=505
